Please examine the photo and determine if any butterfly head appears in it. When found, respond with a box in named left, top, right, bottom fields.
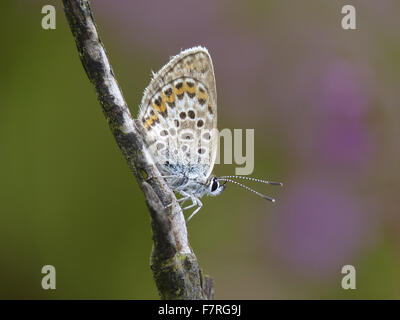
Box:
left=206, top=175, right=226, bottom=196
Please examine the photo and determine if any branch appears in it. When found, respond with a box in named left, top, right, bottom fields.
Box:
left=62, top=0, right=213, bottom=300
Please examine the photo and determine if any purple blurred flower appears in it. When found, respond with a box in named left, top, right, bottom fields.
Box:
left=320, top=61, right=369, bottom=119
left=313, top=61, right=374, bottom=170
left=267, top=178, right=371, bottom=278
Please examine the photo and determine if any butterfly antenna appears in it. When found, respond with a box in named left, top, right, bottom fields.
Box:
left=219, top=176, right=283, bottom=186
left=217, top=178, right=276, bottom=202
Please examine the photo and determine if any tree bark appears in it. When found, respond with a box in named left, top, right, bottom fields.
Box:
left=62, top=0, right=214, bottom=300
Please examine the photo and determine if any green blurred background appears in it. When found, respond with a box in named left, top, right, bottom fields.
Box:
left=1, top=0, right=399, bottom=299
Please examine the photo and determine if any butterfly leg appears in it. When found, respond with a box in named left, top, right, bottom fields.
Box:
left=166, top=195, right=190, bottom=208
left=187, top=198, right=203, bottom=221
left=183, top=196, right=198, bottom=210
left=177, top=196, right=190, bottom=206
left=176, top=192, right=203, bottom=221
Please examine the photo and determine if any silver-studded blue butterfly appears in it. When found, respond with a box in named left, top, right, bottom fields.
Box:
left=137, top=46, right=282, bottom=221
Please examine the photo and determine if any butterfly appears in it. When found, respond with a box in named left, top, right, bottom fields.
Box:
left=137, top=46, right=282, bottom=221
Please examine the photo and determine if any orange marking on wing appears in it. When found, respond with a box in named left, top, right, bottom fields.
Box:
left=144, top=119, right=151, bottom=129
left=174, top=86, right=184, bottom=96
left=152, top=99, right=166, bottom=113
left=144, top=114, right=159, bottom=129
left=198, top=90, right=207, bottom=101
left=184, top=81, right=196, bottom=95
left=162, top=91, right=175, bottom=104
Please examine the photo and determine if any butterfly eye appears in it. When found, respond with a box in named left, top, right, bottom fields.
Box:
left=211, top=179, right=219, bottom=192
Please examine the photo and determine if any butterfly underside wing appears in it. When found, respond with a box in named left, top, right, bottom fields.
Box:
left=137, top=47, right=218, bottom=188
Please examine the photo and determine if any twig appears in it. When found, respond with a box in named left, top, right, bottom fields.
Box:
left=62, top=0, right=214, bottom=300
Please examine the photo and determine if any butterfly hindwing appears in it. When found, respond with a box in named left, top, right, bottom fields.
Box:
left=137, top=46, right=218, bottom=182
